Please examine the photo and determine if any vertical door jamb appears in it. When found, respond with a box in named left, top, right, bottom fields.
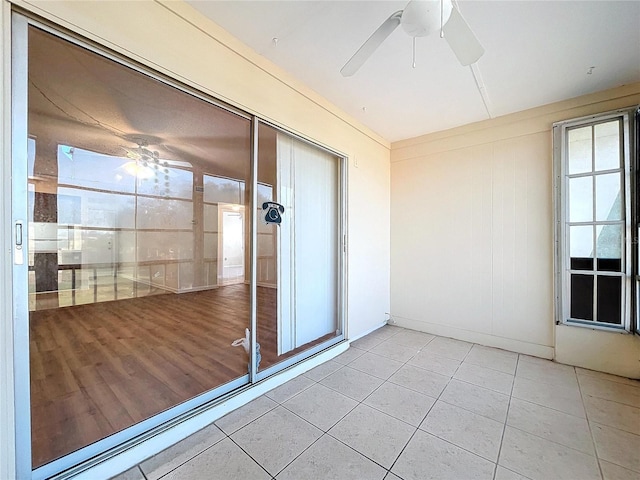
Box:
left=249, top=117, right=258, bottom=382
left=11, top=12, right=32, bottom=479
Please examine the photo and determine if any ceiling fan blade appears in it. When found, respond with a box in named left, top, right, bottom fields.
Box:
left=442, top=6, right=484, bottom=66
left=341, top=10, right=403, bottom=77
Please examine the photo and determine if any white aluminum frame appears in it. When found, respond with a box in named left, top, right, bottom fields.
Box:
left=553, top=108, right=637, bottom=331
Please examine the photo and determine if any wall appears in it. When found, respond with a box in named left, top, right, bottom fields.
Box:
left=0, top=0, right=391, bottom=475
left=391, top=83, right=640, bottom=377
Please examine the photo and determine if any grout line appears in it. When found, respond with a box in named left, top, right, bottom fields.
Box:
left=137, top=465, right=148, bottom=480
left=494, top=353, right=519, bottom=480
left=578, top=366, right=606, bottom=480
left=226, top=433, right=279, bottom=479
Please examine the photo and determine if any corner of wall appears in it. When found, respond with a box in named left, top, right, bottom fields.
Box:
left=555, top=325, right=640, bottom=379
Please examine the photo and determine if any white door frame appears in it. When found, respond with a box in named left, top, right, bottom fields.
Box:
left=217, top=203, right=245, bottom=286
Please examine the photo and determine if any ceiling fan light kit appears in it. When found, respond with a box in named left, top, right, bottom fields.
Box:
left=341, top=0, right=484, bottom=77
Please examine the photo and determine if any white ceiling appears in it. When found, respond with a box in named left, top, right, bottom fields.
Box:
left=188, top=0, right=640, bottom=143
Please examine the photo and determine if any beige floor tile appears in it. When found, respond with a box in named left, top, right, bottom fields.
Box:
left=333, top=346, right=366, bottom=365
left=329, top=404, right=415, bottom=468
left=230, top=406, right=322, bottom=476
left=511, top=376, right=585, bottom=418
left=371, top=324, right=403, bottom=340
left=385, top=329, right=435, bottom=349
left=407, top=350, right=461, bottom=377
left=392, top=430, right=495, bottom=480
left=275, top=434, right=386, bottom=480
left=351, top=334, right=385, bottom=351
left=348, top=351, right=404, bottom=379
left=591, top=422, right=640, bottom=473
left=370, top=340, right=420, bottom=362
left=282, top=383, right=357, bottom=431
left=516, top=356, right=578, bottom=388
left=498, top=426, right=600, bottom=480
left=384, top=473, right=403, bottom=480
left=584, top=395, right=640, bottom=435
left=319, top=365, right=384, bottom=401
left=494, top=466, right=529, bottom=480
left=388, top=364, right=450, bottom=398
left=600, top=460, right=640, bottom=480
left=440, top=379, right=510, bottom=423
left=109, top=467, right=145, bottom=480
left=364, top=381, right=436, bottom=426
left=421, top=336, right=473, bottom=361
left=576, top=367, right=640, bottom=387
left=579, top=374, right=640, bottom=408
left=507, top=398, right=594, bottom=455
left=140, top=423, right=225, bottom=479
left=161, top=438, right=270, bottom=480
left=464, top=345, right=518, bottom=375
left=215, top=396, right=278, bottom=435
left=420, top=400, right=504, bottom=461
left=265, top=374, right=315, bottom=403
left=454, top=362, right=514, bottom=395
left=303, top=359, right=343, bottom=381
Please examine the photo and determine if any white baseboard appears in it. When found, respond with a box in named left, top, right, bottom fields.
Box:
left=393, top=316, right=554, bottom=359
left=349, top=321, right=389, bottom=342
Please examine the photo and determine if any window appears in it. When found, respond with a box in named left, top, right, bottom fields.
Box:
left=554, top=108, right=638, bottom=330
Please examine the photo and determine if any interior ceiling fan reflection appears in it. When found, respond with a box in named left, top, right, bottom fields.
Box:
left=341, top=0, right=484, bottom=76
left=119, top=136, right=192, bottom=194
left=120, top=135, right=192, bottom=170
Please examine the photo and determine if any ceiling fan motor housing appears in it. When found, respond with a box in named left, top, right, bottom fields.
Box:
left=401, top=0, right=453, bottom=37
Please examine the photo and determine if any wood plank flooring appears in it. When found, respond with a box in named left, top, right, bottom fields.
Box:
left=29, top=284, right=337, bottom=468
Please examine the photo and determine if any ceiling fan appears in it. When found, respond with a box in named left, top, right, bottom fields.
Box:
left=341, top=0, right=484, bottom=77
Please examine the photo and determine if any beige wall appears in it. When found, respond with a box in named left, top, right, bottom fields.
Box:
left=391, top=83, right=640, bottom=377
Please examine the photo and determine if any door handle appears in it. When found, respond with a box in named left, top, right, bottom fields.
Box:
left=14, top=221, right=24, bottom=265
left=15, top=222, right=22, bottom=247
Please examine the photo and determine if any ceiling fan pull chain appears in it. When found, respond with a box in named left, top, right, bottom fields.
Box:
left=412, top=36, right=416, bottom=68
left=440, top=0, right=445, bottom=38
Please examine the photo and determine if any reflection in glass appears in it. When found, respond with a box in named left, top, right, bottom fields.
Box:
left=597, top=276, right=622, bottom=324
left=569, top=176, right=593, bottom=222
left=569, top=225, right=593, bottom=270
left=568, top=126, right=592, bottom=174
left=571, top=274, right=594, bottom=320
left=594, top=121, right=620, bottom=172
left=256, top=123, right=340, bottom=372
left=28, top=26, right=251, bottom=468
left=596, top=225, right=622, bottom=272
left=595, top=173, right=622, bottom=221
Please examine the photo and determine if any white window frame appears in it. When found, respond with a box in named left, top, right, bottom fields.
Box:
left=553, top=107, right=637, bottom=332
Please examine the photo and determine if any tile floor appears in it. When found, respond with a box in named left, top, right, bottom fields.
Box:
left=114, top=326, right=640, bottom=480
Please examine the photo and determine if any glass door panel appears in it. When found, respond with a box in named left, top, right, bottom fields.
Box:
left=26, top=26, right=252, bottom=468
left=255, top=123, right=342, bottom=373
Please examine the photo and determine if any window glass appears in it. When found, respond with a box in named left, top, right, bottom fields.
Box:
left=568, top=126, right=592, bottom=174
left=569, top=176, right=593, bottom=222
left=594, top=121, right=621, bottom=171
left=27, top=26, right=251, bottom=468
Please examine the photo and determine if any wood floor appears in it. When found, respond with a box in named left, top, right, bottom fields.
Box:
left=29, top=284, right=336, bottom=468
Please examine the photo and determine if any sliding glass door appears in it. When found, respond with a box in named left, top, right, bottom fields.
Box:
left=12, top=16, right=345, bottom=478
left=23, top=24, right=254, bottom=472
left=255, top=124, right=343, bottom=377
